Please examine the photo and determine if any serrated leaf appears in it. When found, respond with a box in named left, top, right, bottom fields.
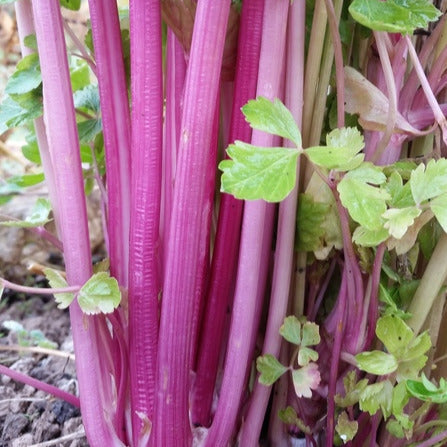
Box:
left=356, top=351, right=398, bottom=375
left=292, top=363, right=321, bottom=398
left=242, top=97, right=302, bottom=147
left=429, top=193, right=447, bottom=232
left=296, top=193, right=331, bottom=252
left=349, top=0, right=441, bottom=34
left=345, top=162, right=386, bottom=184
left=305, top=127, right=364, bottom=171
left=383, top=207, right=422, bottom=239
left=386, top=173, right=415, bottom=209
left=0, top=94, right=42, bottom=131
left=406, top=374, right=447, bottom=403
left=77, top=119, right=102, bottom=144
left=60, top=0, right=81, bottom=10
left=336, top=412, right=358, bottom=444
left=279, top=315, right=301, bottom=345
left=359, top=380, right=393, bottom=418
left=376, top=315, right=414, bottom=356
left=338, top=177, right=390, bottom=230
left=404, top=331, right=431, bottom=361
left=219, top=141, right=299, bottom=202
left=298, top=347, right=319, bottom=366
left=43, top=268, right=74, bottom=309
left=74, top=85, right=100, bottom=113
left=256, top=354, right=288, bottom=386
left=5, top=54, right=41, bottom=95
left=335, top=372, right=369, bottom=407
left=410, top=159, right=447, bottom=205
left=301, top=322, right=320, bottom=347
left=77, top=272, right=121, bottom=315
left=353, top=226, right=389, bottom=247
left=1, top=198, right=52, bottom=228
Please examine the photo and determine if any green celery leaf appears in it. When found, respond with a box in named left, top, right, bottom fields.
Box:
left=74, top=85, right=100, bottom=113
left=256, top=354, right=288, bottom=386
left=375, top=315, right=414, bottom=357
left=386, top=172, right=415, bottom=208
left=392, top=381, right=410, bottom=415
left=77, top=119, right=102, bottom=144
left=336, top=412, right=358, bottom=444
left=418, top=220, right=442, bottom=260
left=386, top=416, right=413, bottom=439
left=335, top=371, right=369, bottom=407
left=80, top=145, right=93, bottom=164
left=379, top=284, right=412, bottom=319
left=397, top=356, right=427, bottom=381
left=278, top=407, right=311, bottom=434
left=70, top=60, right=90, bottom=92
left=404, top=331, right=431, bottom=361
left=77, top=272, right=121, bottom=314
left=349, top=0, right=441, bottom=34
left=60, top=0, right=81, bottom=10
left=0, top=94, right=42, bottom=131
left=279, top=315, right=301, bottom=345
left=305, top=127, right=364, bottom=171
left=5, top=54, right=41, bottom=95
left=353, top=226, right=389, bottom=247
left=406, top=374, right=447, bottom=403
left=219, top=141, right=300, bottom=202
left=355, top=351, right=398, bottom=375
left=43, top=268, right=75, bottom=309
left=291, top=363, right=321, bottom=398
left=338, top=177, right=390, bottom=230
left=359, top=380, right=393, bottom=418
left=242, top=97, right=302, bottom=147
left=1, top=198, right=52, bottom=228
left=296, top=193, right=331, bottom=252
left=7, top=173, right=44, bottom=187
left=383, top=207, right=422, bottom=239
left=344, top=162, right=386, bottom=184
left=301, top=321, right=320, bottom=347
left=298, top=347, right=319, bottom=366
left=430, top=193, right=447, bottom=232
left=22, top=134, right=41, bottom=164
left=384, top=161, right=418, bottom=180
left=23, top=34, right=37, bottom=51
left=410, top=159, right=447, bottom=205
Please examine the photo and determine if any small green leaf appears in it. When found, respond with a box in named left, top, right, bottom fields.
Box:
left=219, top=141, right=299, bottom=202
left=278, top=406, right=311, bottom=434
left=406, top=373, right=447, bottom=403
left=338, top=177, right=390, bottom=230
left=60, top=0, right=81, bottom=10
left=5, top=54, right=41, bottom=95
left=0, top=94, right=42, bottom=131
left=292, top=363, right=321, bottom=398
left=77, top=272, right=121, bottom=314
left=77, top=119, right=102, bottom=144
left=410, top=159, right=447, bottom=205
left=345, top=162, right=386, bottom=184
left=335, top=371, right=369, bottom=407
left=22, top=135, right=41, bottom=164
left=382, top=207, right=422, bottom=239
left=70, top=60, right=90, bottom=92
left=353, top=226, right=389, bottom=247
left=349, top=0, right=441, bottom=34
left=256, top=354, right=288, bottom=386
left=392, top=381, right=410, bottom=415
left=429, top=193, right=447, bottom=232
left=74, top=85, right=101, bottom=113
left=375, top=315, right=414, bottom=356
left=298, top=347, right=319, bottom=366
left=7, top=173, right=45, bottom=188
left=1, top=198, right=52, bottom=228
left=305, top=127, right=364, bottom=171
left=386, top=172, right=415, bottom=208
left=359, top=380, right=393, bottom=418
left=336, top=412, right=358, bottom=444
left=355, top=351, right=398, bottom=375
left=23, top=34, right=37, bottom=51
left=242, top=97, right=302, bottom=147
left=301, top=321, right=320, bottom=347
left=279, top=315, right=301, bottom=345
left=43, top=268, right=75, bottom=309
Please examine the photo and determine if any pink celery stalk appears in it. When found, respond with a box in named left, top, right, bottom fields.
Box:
left=238, top=0, right=305, bottom=443
left=128, top=0, right=163, bottom=445
left=162, top=29, right=186, bottom=270
left=31, top=1, right=122, bottom=445
left=87, top=0, right=131, bottom=286
left=203, top=1, right=290, bottom=445
left=191, top=0, right=264, bottom=427
left=152, top=1, right=231, bottom=445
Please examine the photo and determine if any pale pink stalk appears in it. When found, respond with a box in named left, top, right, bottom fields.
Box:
left=191, top=0, right=264, bottom=426
left=87, top=0, right=131, bottom=286
left=128, top=1, right=163, bottom=444
left=203, top=1, right=290, bottom=445
left=153, top=1, right=231, bottom=445
left=31, top=1, right=122, bottom=445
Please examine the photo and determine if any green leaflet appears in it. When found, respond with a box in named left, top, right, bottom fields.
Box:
left=292, top=363, right=321, bottom=398
left=279, top=315, right=302, bottom=345
left=356, top=351, right=398, bottom=375
left=410, top=159, right=447, bottom=205
left=349, top=0, right=441, bottom=34
left=336, top=412, right=358, bottom=444
left=382, top=207, right=422, bottom=240
left=359, top=380, right=393, bottom=418
left=0, top=198, right=52, bottom=228
left=44, top=268, right=75, bottom=309
left=219, top=141, right=299, bottom=202
left=256, top=354, right=288, bottom=386
left=278, top=407, right=311, bottom=434
left=242, top=97, right=302, bottom=147
left=77, top=272, right=121, bottom=315
left=77, top=119, right=102, bottom=144
left=429, top=193, right=447, bottom=232
left=406, top=374, right=447, bottom=404
left=74, top=85, right=101, bottom=113
left=5, top=54, right=41, bottom=96
left=59, top=0, right=81, bottom=10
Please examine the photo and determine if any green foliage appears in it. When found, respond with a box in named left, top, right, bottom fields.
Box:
left=335, top=371, right=369, bottom=407
left=7, top=173, right=45, bottom=188
left=59, top=0, right=81, bottom=10
left=5, top=54, right=41, bottom=96
left=349, top=0, right=441, bottom=34
left=292, top=363, right=321, bottom=398
left=74, top=85, right=101, bottom=112
left=383, top=207, right=422, bottom=240
left=278, top=406, right=311, bottom=434
left=242, top=97, right=302, bottom=147
left=256, top=354, right=288, bottom=386
left=279, top=315, right=302, bottom=345
left=359, top=380, right=393, bottom=418
left=410, top=159, right=447, bottom=205
left=44, top=268, right=75, bottom=309
left=219, top=142, right=299, bottom=202
left=355, top=351, right=398, bottom=375
left=406, top=374, right=447, bottom=403
left=0, top=198, right=52, bottom=228
left=2, top=320, right=57, bottom=349
left=335, top=412, right=358, bottom=444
